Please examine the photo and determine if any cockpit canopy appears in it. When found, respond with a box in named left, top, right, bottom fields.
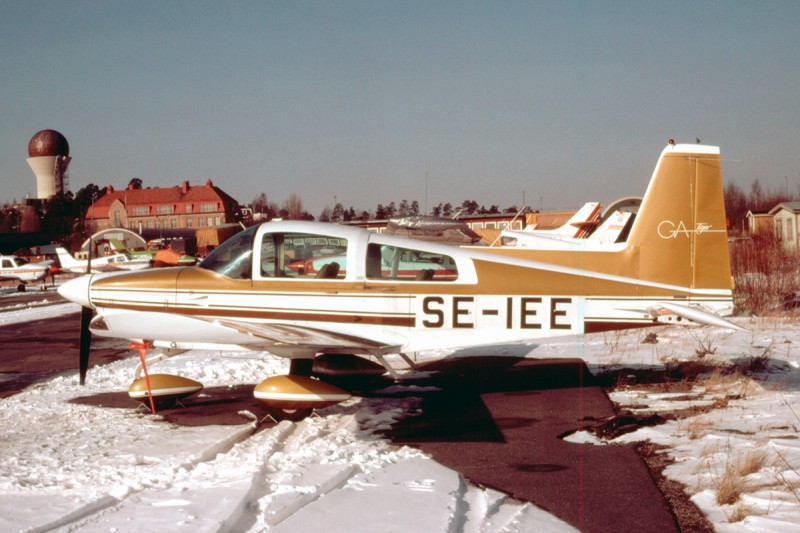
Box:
left=199, top=223, right=460, bottom=282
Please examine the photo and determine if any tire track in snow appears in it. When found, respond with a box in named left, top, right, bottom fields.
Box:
left=252, top=401, right=577, bottom=533
left=53, top=415, right=296, bottom=532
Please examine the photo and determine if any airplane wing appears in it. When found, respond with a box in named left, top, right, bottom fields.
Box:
left=90, top=306, right=403, bottom=358
left=210, top=318, right=402, bottom=356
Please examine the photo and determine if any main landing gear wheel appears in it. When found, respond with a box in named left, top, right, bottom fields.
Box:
left=17, top=283, right=25, bottom=292
left=253, top=369, right=352, bottom=422
left=268, top=358, right=317, bottom=420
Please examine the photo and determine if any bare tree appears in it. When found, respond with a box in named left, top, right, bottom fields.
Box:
left=19, top=204, right=41, bottom=232
left=281, top=193, right=313, bottom=220
left=724, top=181, right=748, bottom=233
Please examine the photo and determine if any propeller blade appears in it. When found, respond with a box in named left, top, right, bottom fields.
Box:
left=79, top=305, right=92, bottom=385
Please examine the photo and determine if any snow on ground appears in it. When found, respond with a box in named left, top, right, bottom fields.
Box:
left=0, top=286, right=77, bottom=326
left=546, top=318, right=800, bottom=532
left=0, top=301, right=575, bottom=533
left=1, top=298, right=799, bottom=532
left=0, top=301, right=79, bottom=325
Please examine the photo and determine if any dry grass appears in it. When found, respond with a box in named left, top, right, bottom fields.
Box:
left=737, top=449, right=769, bottom=476
left=691, top=331, right=719, bottom=358
left=730, top=235, right=800, bottom=315
left=711, top=396, right=730, bottom=409
left=686, top=417, right=711, bottom=440
left=728, top=504, right=755, bottom=523
left=715, top=466, right=749, bottom=505
left=699, top=441, right=720, bottom=460
left=696, top=368, right=762, bottom=400
left=710, top=447, right=771, bottom=506
left=772, top=447, right=800, bottom=505
left=697, top=368, right=741, bottom=393
left=602, top=329, right=626, bottom=355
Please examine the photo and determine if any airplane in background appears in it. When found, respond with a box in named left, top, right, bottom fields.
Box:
left=498, top=209, right=633, bottom=250
left=527, top=201, right=603, bottom=239
left=107, top=239, right=197, bottom=267
left=55, top=247, right=153, bottom=274
left=58, top=142, right=740, bottom=419
left=0, top=254, right=53, bottom=292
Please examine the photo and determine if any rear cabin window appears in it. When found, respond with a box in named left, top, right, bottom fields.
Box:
left=260, top=233, right=347, bottom=279
left=366, top=243, right=457, bottom=281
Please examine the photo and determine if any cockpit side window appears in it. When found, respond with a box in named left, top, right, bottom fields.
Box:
left=260, top=234, right=279, bottom=277
left=199, top=226, right=256, bottom=279
left=257, top=232, right=348, bottom=279
left=366, top=243, right=458, bottom=281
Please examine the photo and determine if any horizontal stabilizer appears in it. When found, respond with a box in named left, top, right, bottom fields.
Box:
left=656, top=302, right=745, bottom=331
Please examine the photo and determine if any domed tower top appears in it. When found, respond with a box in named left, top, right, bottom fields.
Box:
left=28, top=129, right=69, bottom=157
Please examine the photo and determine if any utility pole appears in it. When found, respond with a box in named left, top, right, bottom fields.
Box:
left=425, top=172, right=428, bottom=216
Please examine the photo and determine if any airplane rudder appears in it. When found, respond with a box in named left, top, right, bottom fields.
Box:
left=625, top=144, right=728, bottom=289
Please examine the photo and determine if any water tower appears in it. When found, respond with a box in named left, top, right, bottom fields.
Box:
left=26, top=129, right=71, bottom=199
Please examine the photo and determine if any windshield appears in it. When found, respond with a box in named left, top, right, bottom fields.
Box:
left=199, top=225, right=256, bottom=279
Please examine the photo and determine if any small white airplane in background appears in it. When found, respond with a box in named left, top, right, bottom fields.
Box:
left=499, top=209, right=633, bottom=250
left=59, top=142, right=740, bottom=419
left=107, top=238, right=198, bottom=267
left=55, top=247, right=153, bottom=274
left=0, top=254, right=53, bottom=292
left=527, top=201, right=603, bottom=239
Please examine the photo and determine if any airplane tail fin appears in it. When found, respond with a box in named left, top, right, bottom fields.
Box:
left=587, top=210, right=631, bottom=245
left=55, top=247, right=83, bottom=270
left=108, top=239, right=126, bottom=252
left=625, top=143, right=732, bottom=291
left=552, top=202, right=602, bottom=238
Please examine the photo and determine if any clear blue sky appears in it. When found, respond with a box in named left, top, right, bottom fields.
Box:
left=2, top=1, right=799, bottom=216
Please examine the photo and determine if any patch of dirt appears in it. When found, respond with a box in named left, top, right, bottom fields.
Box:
left=589, top=365, right=739, bottom=532
left=634, top=441, right=715, bottom=532
left=580, top=412, right=674, bottom=440
left=595, top=361, right=727, bottom=389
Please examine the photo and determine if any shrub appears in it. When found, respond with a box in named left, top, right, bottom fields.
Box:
left=729, top=235, right=800, bottom=315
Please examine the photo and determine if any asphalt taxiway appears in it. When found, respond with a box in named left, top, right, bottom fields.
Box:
left=377, top=357, right=682, bottom=532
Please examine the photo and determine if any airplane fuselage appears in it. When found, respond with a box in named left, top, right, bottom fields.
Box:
left=0, top=255, right=50, bottom=285
left=65, top=212, right=734, bottom=357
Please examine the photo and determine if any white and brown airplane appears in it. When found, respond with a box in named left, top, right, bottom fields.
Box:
left=0, top=254, right=53, bottom=292
left=55, top=246, right=153, bottom=274
left=58, top=142, right=739, bottom=419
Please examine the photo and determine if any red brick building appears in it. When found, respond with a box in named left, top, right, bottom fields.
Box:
left=86, top=180, right=240, bottom=232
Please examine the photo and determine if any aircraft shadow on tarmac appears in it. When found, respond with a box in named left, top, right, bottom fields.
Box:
left=70, top=384, right=275, bottom=427
left=370, top=356, right=598, bottom=444
left=68, top=356, right=598, bottom=437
